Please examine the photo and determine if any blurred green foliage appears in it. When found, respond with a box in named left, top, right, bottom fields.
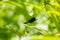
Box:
left=0, top=0, right=60, bottom=40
